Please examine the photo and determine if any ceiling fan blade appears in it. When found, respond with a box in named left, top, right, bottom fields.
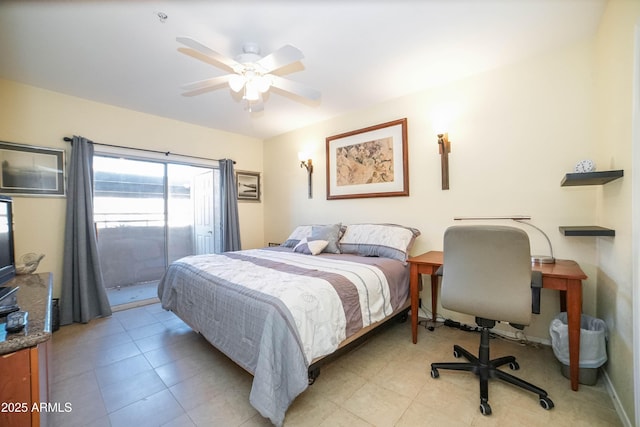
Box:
left=177, top=36, right=241, bottom=71
left=257, top=45, right=304, bottom=73
left=181, top=75, right=233, bottom=97
left=177, top=48, right=234, bottom=71
left=181, top=86, right=220, bottom=97
left=181, top=75, right=233, bottom=91
left=269, top=75, right=321, bottom=101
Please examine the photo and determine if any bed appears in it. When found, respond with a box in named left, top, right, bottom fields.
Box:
left=158, top=223, right=419, bottom=425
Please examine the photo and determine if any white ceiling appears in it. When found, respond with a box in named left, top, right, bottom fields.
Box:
left=0, top=1, right=606, bottom=140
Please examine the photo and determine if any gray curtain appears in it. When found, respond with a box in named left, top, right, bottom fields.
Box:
left=60, top=136, right=112, bottom=324
left=219, top=159, right=241, bottom=252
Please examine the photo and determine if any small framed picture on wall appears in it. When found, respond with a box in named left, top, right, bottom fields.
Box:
left=236, top=170, right=260, bottom=202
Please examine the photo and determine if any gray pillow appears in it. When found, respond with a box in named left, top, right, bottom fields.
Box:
left=311, top=223, right=342, bottom=253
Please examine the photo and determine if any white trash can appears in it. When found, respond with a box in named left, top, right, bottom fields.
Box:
left=549, top=312, right=608, bottom=385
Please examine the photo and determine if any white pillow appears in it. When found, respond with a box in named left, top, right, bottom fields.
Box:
left=281, top=225, right=314, bottom=248
left=339, top=223, right=420, bottom=263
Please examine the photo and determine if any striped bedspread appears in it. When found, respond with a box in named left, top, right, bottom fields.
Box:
left=158, top=248, right=409, bottom=426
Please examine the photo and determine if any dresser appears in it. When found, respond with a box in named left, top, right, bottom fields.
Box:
left=0, top=273, right=53, bottom=427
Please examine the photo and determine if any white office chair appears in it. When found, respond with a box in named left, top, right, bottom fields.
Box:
left=430, top=225, right=554, bottom=415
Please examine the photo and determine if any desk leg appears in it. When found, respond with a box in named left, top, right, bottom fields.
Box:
left=566, top=280, right=583, bottom=391
left=430, top=275, right=438, bottom=322
left=410, top=264, right=419, bottom=344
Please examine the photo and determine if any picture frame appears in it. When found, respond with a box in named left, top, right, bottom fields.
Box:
left=326, top=118, right=408, bottom=200
left=236, top=170, right=261, bottom=202
left=0, top=141, right=65, bottom=196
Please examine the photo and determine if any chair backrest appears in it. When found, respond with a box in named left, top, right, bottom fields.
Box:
left=441, top=225, right=533, bottom=326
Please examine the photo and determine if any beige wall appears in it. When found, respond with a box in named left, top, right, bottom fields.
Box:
left=594, top=0, right=640, bottom=424
left=265, top=39, right=600, bottom=341
left=0, top=79, right=264, bottom=298
left=262, top=3, right=640, bottom=423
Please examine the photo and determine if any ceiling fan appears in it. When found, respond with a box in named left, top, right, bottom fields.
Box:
left=177, top=36, right=321, bottom=112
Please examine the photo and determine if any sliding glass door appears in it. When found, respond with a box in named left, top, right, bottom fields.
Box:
left=166, top=164, right=221, bottom=262
left=93, top=155, right=220, bottom=295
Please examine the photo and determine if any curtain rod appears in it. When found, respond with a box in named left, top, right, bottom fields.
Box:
left=62, top=137, right=235, bottom=164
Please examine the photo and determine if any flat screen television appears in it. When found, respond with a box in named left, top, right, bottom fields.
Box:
left=0, top=195, right=16, bottom=286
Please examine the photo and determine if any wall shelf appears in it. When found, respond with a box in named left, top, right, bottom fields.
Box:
left=559, top=169, right=623, bottom=237
left=561, top=170, right=623, bottom=186
left=559, top=226, right=615, bottom=237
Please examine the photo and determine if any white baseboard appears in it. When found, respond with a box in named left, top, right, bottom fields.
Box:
left=601, top=369, right=633, bottom=427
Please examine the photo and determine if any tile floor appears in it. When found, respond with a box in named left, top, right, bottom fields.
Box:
left=50, top=303, right=623, bottom=426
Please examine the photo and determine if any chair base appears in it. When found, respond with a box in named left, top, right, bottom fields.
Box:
left=430, top=326, right=554, bottom=415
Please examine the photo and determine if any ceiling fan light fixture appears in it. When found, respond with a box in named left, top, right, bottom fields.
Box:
left=255, top=75, right=272, bottom=93
left=177, top=37, right=320, bottom=110
left=228, top=75, right=245, bottom=92
left=243, top=82, right=260, bottom=101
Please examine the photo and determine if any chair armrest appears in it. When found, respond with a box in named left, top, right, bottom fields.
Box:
left=531, top=271, right=542, bottom=314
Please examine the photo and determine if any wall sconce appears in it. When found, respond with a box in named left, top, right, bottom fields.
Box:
left=298, top=152, right=313, bottom=198
left=437, top=133, right=451, bottom=190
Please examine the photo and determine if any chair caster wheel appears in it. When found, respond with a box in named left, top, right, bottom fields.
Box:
left=453, top=349, right=461, bottom=358
left=509, top=361, right=520, bottom=370
left=540, top=396, right=554, bottom=410
left=430, top=368, right=439, bottom=379
left=479, top=401, right=492, bottom=415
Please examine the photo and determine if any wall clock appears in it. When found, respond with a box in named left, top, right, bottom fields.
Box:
left=574, top=159, right=595, bottom=173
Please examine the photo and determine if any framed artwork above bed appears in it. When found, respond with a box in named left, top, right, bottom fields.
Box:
left=326, top=118, right=409, bottom=200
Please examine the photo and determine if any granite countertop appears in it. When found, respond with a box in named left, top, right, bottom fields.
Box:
left=0, top=272, right=52, bottom=355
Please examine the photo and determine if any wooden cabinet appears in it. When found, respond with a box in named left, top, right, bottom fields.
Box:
left=0, top=340, right=51, bottom=427
left=0, top=273, right=53, bottom=427
left=0, top=346, right=31, bottom=426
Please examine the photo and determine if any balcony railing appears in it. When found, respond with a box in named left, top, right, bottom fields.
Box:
left=95, top=221, right=193, bottom=289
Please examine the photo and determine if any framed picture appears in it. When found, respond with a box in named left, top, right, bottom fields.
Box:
left=236, top=170, right=261, bottom=202
left=0, top=141, right=65, bottom=196
left=326, top=118, right=408, bottom=200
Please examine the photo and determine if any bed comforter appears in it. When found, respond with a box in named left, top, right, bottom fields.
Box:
left=157, top=247, right=409, bottom=425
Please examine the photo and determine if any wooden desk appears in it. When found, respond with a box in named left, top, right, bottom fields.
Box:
left=408, top=251, right=587, bottom=391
